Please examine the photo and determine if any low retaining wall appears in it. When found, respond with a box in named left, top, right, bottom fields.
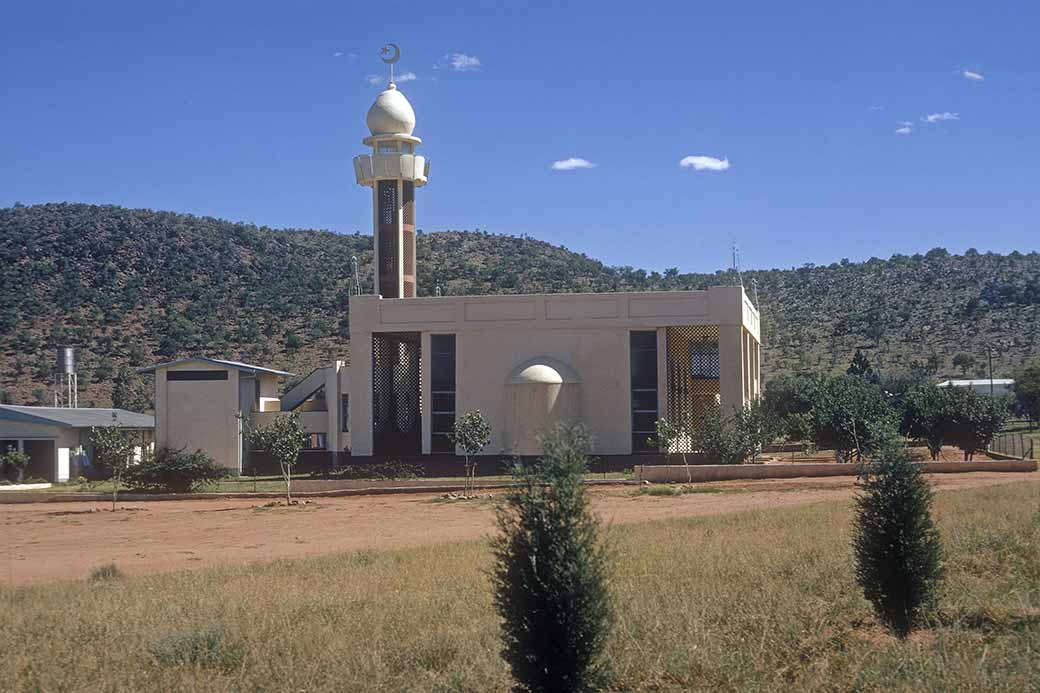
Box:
left=635, top=459, right=1038, bottom=483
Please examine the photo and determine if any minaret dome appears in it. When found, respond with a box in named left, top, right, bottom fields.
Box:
left=366, top=83, right=416, bottom=136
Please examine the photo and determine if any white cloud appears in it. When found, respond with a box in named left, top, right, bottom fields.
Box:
left=449, top=53, right=481, bottom=72
left=895, top=122, right=913, bottom=135
left=869, top=105, right=885, bottom=111
left=333, top=51, right=343, bottom=57
left=679, top=155, right=730, bottom=171
left=395, top=71, right=417, bottom=83
left=366, top=74, right=382, bottom=85
left=551, top=157, right=595, bottom=171
left=962, top=70, right=984, bottom=81
left=922, top=111, right=959, bottom=123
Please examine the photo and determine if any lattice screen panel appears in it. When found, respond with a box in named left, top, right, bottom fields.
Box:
left=666, top=325, right=721, bottom=452
left=372, top=333, right=422, bottom=456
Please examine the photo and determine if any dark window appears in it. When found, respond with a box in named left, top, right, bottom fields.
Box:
left=630, top=331, right=658, bottom=453
left=306, top=433, right=327, bottom=450
left=430, top=334, right=456, bottom=454
left=341, top=394, right=349, bottom=432
left=167, top=370, right=229, bottom=381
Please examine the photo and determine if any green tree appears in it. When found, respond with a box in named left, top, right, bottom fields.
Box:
left=809, top=375, right=896, bottom=462
left=900, top=384, right=948, bottom=460
left=943, top=388, right=1009, bottom=460
left=847, top=349, right=878, bottom=382
left=852, top=425, right=943, bottom=638
left=951, top=352, right=976, bottom=377
left=492, top=422, right=613, bottom=692
left=1012, top=365, right=1040, bottom=427
left=91, top=425, right=138, bottom=510
left=450, top=409, right=492, bottom=496
left=112, top=365, right=152, bottom=412
left=245, top=412, right=309, bottom=503
left=762, top=374, right=820, bottom=442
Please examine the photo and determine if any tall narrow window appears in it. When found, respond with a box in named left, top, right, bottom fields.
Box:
left=630, top=331, right=658, bottom=453
left=430, top=334, right=456, bottom=453
left=341, top=394, right=349, bottom=432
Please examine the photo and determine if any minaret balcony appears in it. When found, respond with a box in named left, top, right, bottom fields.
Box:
left=353, top=153, right=429, bottom=187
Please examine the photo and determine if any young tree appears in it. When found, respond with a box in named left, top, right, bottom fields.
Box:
left=492, top=422, right=613, bottom=692
left=91, top=425, right=138, bottom=510
left=900, top=384, right=948, bottom=460
left=853, top=425, right=943, bottom=638
left=450, top=409, right=491, bottom=496
left=691, top=402, right=777, bottom=465
left=809, top=375, right=896, bottom=462
left=1013, top=364, right=1040, bottom=428
left=1, top=448, right=31, bottom=483
left=654, top=417, right=692, bottom=480
left=951, top=352, right=976, bottom=378
left=244, top=412, right=309, bottom=503
left=762, top=374, right=820, bottom=442
left=943, top=388, right=1009, bottom=460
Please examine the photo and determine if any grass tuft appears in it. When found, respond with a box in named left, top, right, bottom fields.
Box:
left=149, top=622, right=244, bottom=670
left=88, top=563, right=123, bottom=582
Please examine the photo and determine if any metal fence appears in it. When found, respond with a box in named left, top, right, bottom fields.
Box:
left=988, top=432, right=1036, bottom=460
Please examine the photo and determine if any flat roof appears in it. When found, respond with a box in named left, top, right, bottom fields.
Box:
left=0, top=406, right=154, bottom=429
left=138, top=357, right=293, bottom=377
left=938, top=379, right=1014, bottom=387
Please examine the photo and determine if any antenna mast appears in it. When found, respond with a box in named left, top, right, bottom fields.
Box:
left=731, top=243, right=744, bottom=287
left=350, top=256, right=362, bottom=296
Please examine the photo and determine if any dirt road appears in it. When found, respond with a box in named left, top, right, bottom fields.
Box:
left=3, top=472, right=1036, bottom=585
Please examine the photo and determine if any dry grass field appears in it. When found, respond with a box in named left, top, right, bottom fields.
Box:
left=2, top=480, right=1038, bottom=691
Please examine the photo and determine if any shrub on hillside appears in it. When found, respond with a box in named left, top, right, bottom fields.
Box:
left=124, top=447, right=229, bottom=493
left=853, top=425, right=943, bottom=638
left=492, top=422, right=613, bottom=692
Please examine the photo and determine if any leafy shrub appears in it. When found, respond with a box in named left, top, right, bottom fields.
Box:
left=125, top=447, right=229, bottom=493
left=853, top=425, right=944, bottom=638
left=900, top=384, right=948, bottom=460
left=0, top=448, right=31, bottom=482
left=692, top=401, right=776, bottom=465
left=326, top=461, right=424, bottom=480
left=492, top=422, right=613, bottom=692
left=149, top=623, right=244, bottom=670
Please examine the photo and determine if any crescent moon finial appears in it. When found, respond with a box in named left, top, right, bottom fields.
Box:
left=380, top=43, right=401, bottom=65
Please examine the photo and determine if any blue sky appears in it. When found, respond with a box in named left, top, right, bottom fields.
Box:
left=2, top=1, right=1038, bottom=273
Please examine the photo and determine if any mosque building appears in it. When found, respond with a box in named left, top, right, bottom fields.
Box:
left=147, top=47, right=761, bottom=471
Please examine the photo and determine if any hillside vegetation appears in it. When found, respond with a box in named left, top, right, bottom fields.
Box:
left=1, top=202, right=1038, bottom=406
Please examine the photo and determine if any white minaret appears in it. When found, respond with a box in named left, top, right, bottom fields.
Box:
left=353, top=44, right=429, bottom=299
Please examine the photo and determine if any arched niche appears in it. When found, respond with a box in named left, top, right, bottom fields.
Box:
left=504, top=357, right=582, bottom=455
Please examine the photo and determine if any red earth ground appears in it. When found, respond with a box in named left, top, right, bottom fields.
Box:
left=2, top=472, right=1037, bottom=585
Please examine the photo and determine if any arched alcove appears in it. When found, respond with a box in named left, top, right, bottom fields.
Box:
left=504, top=357, right=582, bottom=455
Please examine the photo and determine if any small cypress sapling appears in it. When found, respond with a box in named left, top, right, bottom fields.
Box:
left=852, top=424, right=944, bottom=638
left=492, top=422, right=613, bottom=693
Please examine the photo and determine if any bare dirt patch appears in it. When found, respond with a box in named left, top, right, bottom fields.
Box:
left=2, top=471, right=1036, bottom=585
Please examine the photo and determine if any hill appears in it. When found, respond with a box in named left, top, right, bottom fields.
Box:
left=1, top=202, right=1038, bottom=406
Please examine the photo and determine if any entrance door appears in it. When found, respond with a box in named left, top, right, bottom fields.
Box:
left=372, top=332, right=422, bottom=457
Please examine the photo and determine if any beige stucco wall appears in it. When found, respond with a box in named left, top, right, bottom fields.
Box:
left=348, top=286, right=760, bottom=457
left=154, top=361, right=242, bottom=472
